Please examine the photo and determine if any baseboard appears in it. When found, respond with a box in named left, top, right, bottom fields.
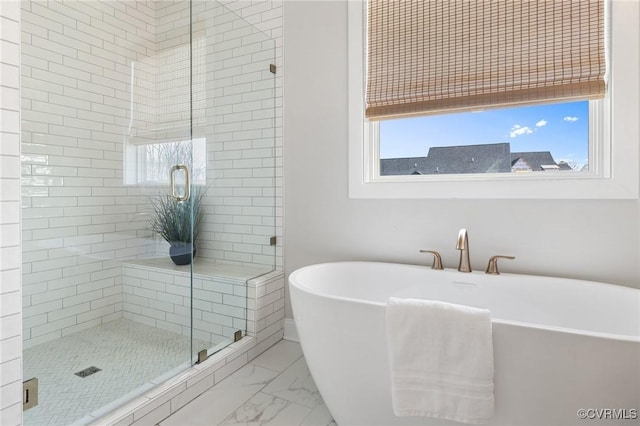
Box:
left=283, top=318, right=299, bottom=342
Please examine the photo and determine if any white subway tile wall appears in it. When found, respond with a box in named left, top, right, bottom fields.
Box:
left=190, top=0, right=281, bottom=267
left=21, top=0, right=158, bottom=350
left=20, top=0, right=283, bottom=350
left=0, top=0, right=23, bottom=423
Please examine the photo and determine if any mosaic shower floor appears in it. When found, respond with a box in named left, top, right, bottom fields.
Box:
left=23, top=318, right=220, bottom=426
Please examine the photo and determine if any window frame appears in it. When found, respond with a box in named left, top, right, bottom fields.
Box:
left=348, top=0, right=639, bottom=199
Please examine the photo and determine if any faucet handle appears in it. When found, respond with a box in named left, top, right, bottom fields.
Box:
left=420, top=250, right=444, bottom=270
left=485, top=255, right=515, bottom=275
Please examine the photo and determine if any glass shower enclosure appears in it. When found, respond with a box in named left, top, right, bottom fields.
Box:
left=20, top=1, right=276, bottom=424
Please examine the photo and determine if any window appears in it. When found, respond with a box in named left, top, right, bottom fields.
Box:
left=378, top=101, right=590, bottom=176
left=124, top=138, right=206, bottom=186
left=348, top=0, right=639, bottom=199
left=124, top=38, right=207, bottom=186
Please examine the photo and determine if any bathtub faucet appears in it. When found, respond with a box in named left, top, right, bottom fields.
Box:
left=456, top=228, right=471, bottom=272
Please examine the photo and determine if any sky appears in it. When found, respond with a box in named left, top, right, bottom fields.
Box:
left=379, top=101, right=589, bottom=168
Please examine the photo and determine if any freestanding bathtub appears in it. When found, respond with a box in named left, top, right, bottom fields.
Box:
left=289, top=262, right=640, bottom=425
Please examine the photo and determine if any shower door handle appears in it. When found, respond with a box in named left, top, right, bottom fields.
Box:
left=170, top=164, right=190, bottom=202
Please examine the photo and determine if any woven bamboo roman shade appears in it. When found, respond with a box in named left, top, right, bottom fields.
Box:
left=366, top=0, right=606, bottom=120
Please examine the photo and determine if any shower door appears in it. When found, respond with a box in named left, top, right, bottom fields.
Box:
left=21, top=0, right=276, bottom=423
left=187, top=0, right=278, bottom=364
left=21, top=0, right=199, bottom=424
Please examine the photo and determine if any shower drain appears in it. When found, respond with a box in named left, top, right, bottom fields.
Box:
left=74, top=366, right=101, bottom=378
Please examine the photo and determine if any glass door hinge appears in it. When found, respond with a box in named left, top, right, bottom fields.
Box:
left=197, top=349, right=208, bottom=364
left=23, top=378, right=38, bottom=411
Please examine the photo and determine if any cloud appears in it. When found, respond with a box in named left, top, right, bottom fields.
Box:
left=509, top=124, right=533, bottom=138
left=535, top=120, right=547, bottom=127
left=563, top=116, right=579, bottom=122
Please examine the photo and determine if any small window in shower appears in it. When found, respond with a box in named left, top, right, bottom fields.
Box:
left=124, top=138, right=206, bottom=185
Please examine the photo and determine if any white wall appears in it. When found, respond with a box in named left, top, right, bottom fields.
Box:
left=0, top=1, right=23, bottom=423
left=282, top=0, right=640, bottom=318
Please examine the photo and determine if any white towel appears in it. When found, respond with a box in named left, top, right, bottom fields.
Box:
left=386, top=297, right=494, bottom=424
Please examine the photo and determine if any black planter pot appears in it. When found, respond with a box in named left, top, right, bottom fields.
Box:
left=169, top=242, right=196, bottom=265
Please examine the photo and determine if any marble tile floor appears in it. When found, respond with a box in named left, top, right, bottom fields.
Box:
left=159, top=340, right=337, bottom=426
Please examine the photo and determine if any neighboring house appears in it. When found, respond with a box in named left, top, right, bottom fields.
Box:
left=381, top=143, right=576, bottom=175
left=510, top=151, right=560, bottom=172
left=557, top=161, right=575, bottom=171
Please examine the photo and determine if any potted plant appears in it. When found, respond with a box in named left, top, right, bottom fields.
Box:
left=149, top=187, right=203, bottom=265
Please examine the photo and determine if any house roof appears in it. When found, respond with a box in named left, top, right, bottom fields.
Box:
left=425, top=143, right=512, bottom=174
left=380, top=144, right=572, bottom=175
left=381, top=143, right=512, bottom=175
left=380, top=157, right=431, bottom=175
